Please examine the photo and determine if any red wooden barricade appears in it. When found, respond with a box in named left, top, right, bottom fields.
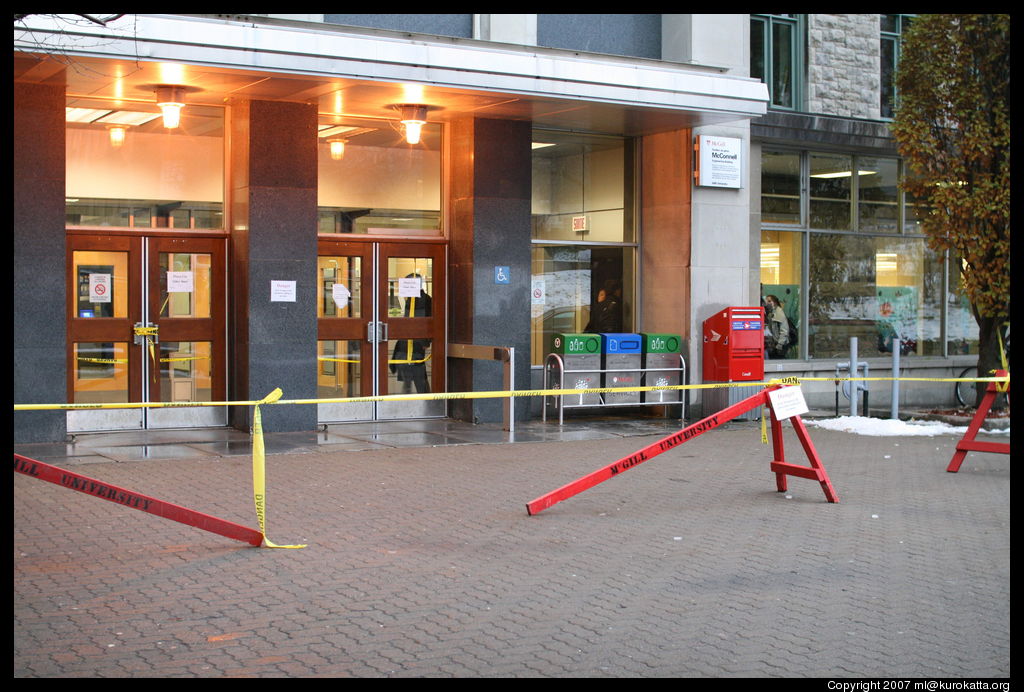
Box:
left=13, top=454, right=264, bottom=546
left=526, top=384, right=837, bottom=516
left=947, top=370, right=1011, bottom=473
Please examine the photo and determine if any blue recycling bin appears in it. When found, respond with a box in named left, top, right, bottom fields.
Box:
left=601, top=333, right=643, bottom=405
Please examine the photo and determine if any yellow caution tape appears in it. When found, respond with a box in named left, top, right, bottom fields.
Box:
left=250, top=387, right=305, bottom=550
left=317, top=354, right=433, bottom=365
left=13, top=374, right=1009, bottom=411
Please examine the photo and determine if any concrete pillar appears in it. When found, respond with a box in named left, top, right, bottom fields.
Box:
left=474, top=14, right=537, bottom=45
left=662, top=14, right=750, bottom=73
left=449, top=117, right=532, bottom=423
left=14, top=80, right=67, bottom=443
left=228, top=99, right=319, bottom=432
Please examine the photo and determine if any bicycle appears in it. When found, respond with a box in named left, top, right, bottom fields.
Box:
left=955, top=323, right=1010, bottom=407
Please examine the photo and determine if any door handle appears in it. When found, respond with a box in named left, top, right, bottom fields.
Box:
left=366, top=321, right=388, bottom=343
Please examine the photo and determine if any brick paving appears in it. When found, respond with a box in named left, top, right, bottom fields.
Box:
left=13, top=420, right=1010, bottom=678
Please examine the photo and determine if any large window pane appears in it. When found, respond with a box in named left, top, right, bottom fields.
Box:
left=857, top=157, right=900, bottom=233
left=159, top=341, right=213, bottom=402
left=317, top=116, right=441, bottom=235
left=750, top=17, right=766, bottom=82
left=73, top=250, right=129, bottom=318
left=760, top=230, right=802, bottom=359
left=317, top=256, right=363, bottom=318
left=318, top=340, right=362, bottom=398
left=761, top=150, right=801, bottom=224
left=73, top=342, right=129, bottom=403
left=947, top=256, right=980, bottom=355
left=771, top=21, right=795, bottom=108
left=809, top=234, right=941, bottom=358
left=159, top=252, right=211, bottom=318
left=65, top=99, right=224, bottom=229
left=809, top=153, right=852, bottom=230
left=880, top=35, right=897, bottom=119
left=531, top=132, right=634, bottom=242
left=530, top=246, right=635, bottom=366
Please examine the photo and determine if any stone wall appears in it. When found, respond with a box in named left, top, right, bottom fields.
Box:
left=807, top=14, right=881, bottom=119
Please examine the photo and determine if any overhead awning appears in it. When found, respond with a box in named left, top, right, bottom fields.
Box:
left=15, top=14, right=769, bottom=134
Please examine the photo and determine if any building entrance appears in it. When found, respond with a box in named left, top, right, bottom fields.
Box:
left=66, top=233, right=227, bottom=432
left=317, top=239, right=446, bottom=422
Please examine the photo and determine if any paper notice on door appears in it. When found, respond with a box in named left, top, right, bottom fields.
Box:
left=166, top=271, right=194, bottom=293
left=270, top=280, right=296, bottom=302
left=89, top=273, right=111, bottom=303
left=398, top=276, right=421, bottom=298
left=332, top=283, right=351, bottom=308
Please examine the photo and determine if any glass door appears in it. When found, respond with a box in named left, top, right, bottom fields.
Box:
left=66, top=234, right=227, bottom=432
left=317, top=240, right=446, bottom=422
left=146, top=236, right=227, bottom=428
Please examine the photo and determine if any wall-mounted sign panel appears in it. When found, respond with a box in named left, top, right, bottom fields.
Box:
left=694, top=135, right=742, bottom=189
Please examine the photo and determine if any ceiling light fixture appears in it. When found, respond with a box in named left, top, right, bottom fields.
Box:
left=107, top=125, right=127, bottom=147
left=328, top=138, right=347, bottom=160
left=154, top=85, right=187, bottom=129
left=396, top=104, right=428, bottom=145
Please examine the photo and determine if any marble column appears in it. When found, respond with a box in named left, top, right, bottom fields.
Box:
left=448, top=118, right=533, bottom=423
left=228, top=100, right=319, bottom=432
left=14, top=80, right=67, bottom=443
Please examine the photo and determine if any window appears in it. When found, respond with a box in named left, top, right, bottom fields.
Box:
left=65, top=98, right=224, bottom=229
left=530, top=131, right=636, bottom=366
left=760, top=147, right=972, bottom=359
left=751, top=14, right=803, bottom=110
left=317, top=116, right=442, bottom=235
left=880, top=14, right=915, bottom=119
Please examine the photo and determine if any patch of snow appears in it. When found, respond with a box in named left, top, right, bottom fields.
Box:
left=803, top=416, right=1009, bottom=437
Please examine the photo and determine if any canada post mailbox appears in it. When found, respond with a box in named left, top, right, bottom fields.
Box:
left=602, top=333, right=643, bottom=405
left=702, top=307, right=765, bottom=382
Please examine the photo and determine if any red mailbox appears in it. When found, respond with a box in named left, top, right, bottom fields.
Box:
left=702, top=306, right=765, bottom=381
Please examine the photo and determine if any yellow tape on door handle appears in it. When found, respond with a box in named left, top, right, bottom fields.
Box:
left=251, top=387, right=306, bottom=549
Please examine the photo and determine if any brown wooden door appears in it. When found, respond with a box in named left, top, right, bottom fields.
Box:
left=66, top=233, right=227, bottom=430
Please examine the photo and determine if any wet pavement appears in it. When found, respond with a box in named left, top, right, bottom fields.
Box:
left=13, top=414, right=1011, bottom=678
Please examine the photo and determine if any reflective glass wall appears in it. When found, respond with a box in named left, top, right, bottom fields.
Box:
left=65, top=98, right=224, bottom=229
left=317, top=116, right=442, bottom=236
left=530, top=132, right=637, bottom=365
left=759, top=148, right=977, bottom=360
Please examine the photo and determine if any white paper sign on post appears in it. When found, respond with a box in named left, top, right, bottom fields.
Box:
left=767, top=385, right=809, bottom=420
left=398, top=277, right=421, bottom=298
left=270, top=280, right=296, bottom=302
left=166, top=271, right=194, bottom=293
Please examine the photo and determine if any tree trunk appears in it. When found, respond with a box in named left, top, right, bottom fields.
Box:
left=974, top=315, right=1009, bottom=410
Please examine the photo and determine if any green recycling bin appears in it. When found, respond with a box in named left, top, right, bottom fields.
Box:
left=642, top=333, right=683, bottom=404
left=549, top=333, right=603, bottom=409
